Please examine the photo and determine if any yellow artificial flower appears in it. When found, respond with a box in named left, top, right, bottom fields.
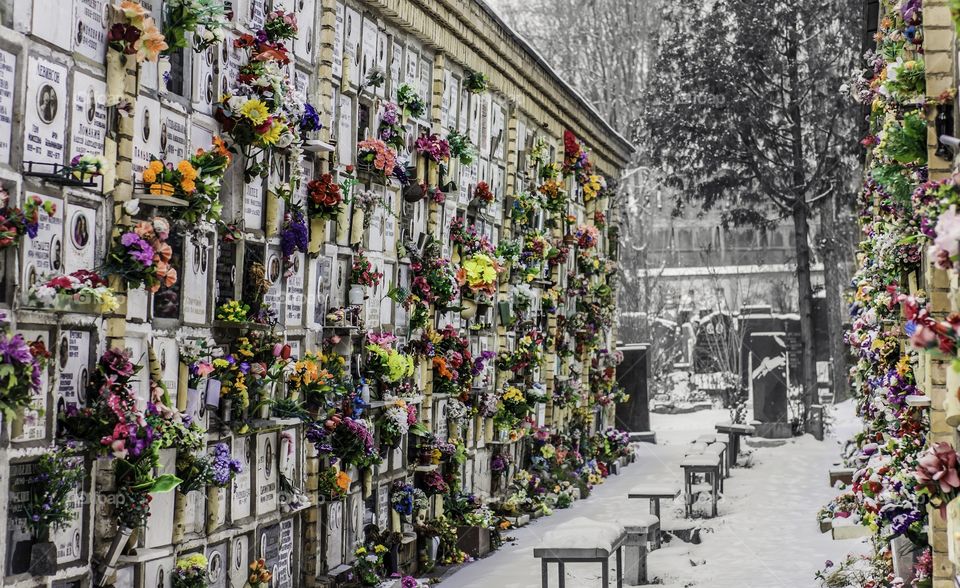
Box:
left=240, top=99, right=270, bottom=126
left=260, top=121, right=285, bottom=145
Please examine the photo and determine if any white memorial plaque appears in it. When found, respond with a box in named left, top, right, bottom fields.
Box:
left=12, top=328, right=49, bottom=443
left=192, top=43, right=217, bottom=114
left=376, top=30, right=388, bottom=98
left=0, top=49, right=15, bottom=164
left=405, top=46, right=418, bottom=86
left=64, top=201, right=96, bottom=273
left=332, top=2, right=344, bottom=79
left=231, top=436, right=253, bottom=521
left=133, top=96, right=162, bottom=175
left=143, top=555, right=175, bottom=588
left=256, top=431, right=279, bottom=515
left=264, top=246, right=284, bottom=314
left=70, top=72, right=107, bottom=159
left=285, top=251, right=305, bottom=326
left=345, top=7, right=361, bottom=87
left=244, top=175, right=265, bottom=230
left=145, top=449, right=176, bottom=547
left=337, top=93, right=354, bottom=165
left=55, top=330, right=90, bottom=415
left=160, top=108, right=189, bottom=162
left=311, top=254, right=332, bottom=326
left=24, top=56, right=67, bottom=166
left=183, top=234, right=211, bottom=325
left=22, top=193, right=64, bottom=296
left=390, top=40, right=403, bottom=93
left=325, top=501, right=344, bottom=568
left=29, top=0, right=72, bottom=47
left=379, top=261, right=394, bottom=326
left=73, top=0, right=108, bottom=62
left=230, top=534, right=250, bottom=588
left=295, top=0, right=316, bottom=62
left=361, top=18, right=377, bottom=87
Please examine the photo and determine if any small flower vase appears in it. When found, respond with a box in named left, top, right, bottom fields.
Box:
left=426, top=536, right=441, bottom=563
left=947, top=366, right=960, bottom=427
left=361, top=381, right=371, bottom=405
left=460, top=299, right=478, bottom=320
left=103, top=526, right=134, bottom=568
left=349, top=284, right=366, bottom=306
left=28, top=530, right=57, bottom=577
left=309, top=217, right=328, bottom=254
left=172, top=490, right=188, bottom=543
left=205, top=486, right=221, bottom=534
left=362, top=468, right=373, bottom=498
left=391, top=510, right=402, bottom=532
left=105, top=49, right=124, bottom=106
left=350, top=208, right=365, bottom=245
left=220, top=398, right=233, bottom=423
left=485, top=418, right=495, bottom=441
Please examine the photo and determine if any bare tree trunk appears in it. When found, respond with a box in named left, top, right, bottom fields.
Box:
left=786, top=18, right=819, bottom=421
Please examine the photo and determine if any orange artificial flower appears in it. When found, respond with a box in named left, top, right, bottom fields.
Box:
left=177, top=159, right=198, bottom=180
left=119, top=1, right=148, bottom=26
left=432, top=357, right=453, bottom=380
left=335, top=470, right=351, bottom=492
left=181, top=178, right=196, bottom=193
left=154, top=242, right=172, bottom=263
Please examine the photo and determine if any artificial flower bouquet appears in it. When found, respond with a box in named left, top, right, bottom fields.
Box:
left=378, top=101, right=406, bottom=152
left=0, top=191, right=54, bottom=251
left=29, top=270, right=119, bottom=312
left=247, top=559, right=273, bottom=588
left=351, top=247, right=384, bottom=288
left=356, top=138, right=398, bottom=177
left=448, top=131, right=477, bottom=165
left=141, top=138, right=231, bottom=225
left=306, top=415, right=382, bottom=470
left=396, top=83, right=426, bottom=119
left=379, top=399, right=419, bottom=449
left=473, top=180, right=494, bottom=205
left=415, top=133, right=452, bottom=163
left=176, top=441, right=243, bottom=493
left=162, top=0, right=229, bottom=54
left=68, top=154, right=108, bottom=182
left=306, top=173, right=344, bottom=220
left=456, top=253, right=502, bottom=297
left=108, top=0, right=168, bottom=63
left=391, top=480, right=429, bottom=516
left=365, top=335, right=415, bottom=386
left=172, top=553, right=208, bottom=588
left=104, top=217, right=177, bottom=292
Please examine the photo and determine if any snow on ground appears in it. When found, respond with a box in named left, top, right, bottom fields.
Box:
left=438, top=404, right=864, bottom=587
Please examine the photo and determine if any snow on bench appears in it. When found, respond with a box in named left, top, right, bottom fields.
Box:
left=828, top=467, right=855, bottom=487
left=534, top=517, right=626, bottom=587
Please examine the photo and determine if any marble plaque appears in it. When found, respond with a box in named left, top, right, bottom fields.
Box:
left=231, top=435, right=253, bottom=521
left=256, top=431, right=279, bottom=516
left=69, top=71, right=107, bottom=159
left=24, top=56, right=67, bottom=166
left=63, top=201, right=97, bottom=274
left=55, top=329, right=91, bottom=415
left=73, top=0, right=108, bottom=62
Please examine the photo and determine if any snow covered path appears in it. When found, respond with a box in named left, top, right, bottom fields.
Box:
left=439, top=407, right=858, bottom=587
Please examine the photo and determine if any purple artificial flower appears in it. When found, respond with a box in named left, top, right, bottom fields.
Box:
left=280, top=210, right=309, bottom=258
left=0, top=333, right=33, bottom=365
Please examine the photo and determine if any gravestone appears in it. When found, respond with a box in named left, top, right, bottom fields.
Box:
left=615, top=343, right=650, bottom=432
left=749, top=332, right=791, bottom=438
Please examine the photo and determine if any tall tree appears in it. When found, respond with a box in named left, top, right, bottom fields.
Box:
left=489, top=0, right=660, bottom=133
left=635, top=0, right=861, bottom=418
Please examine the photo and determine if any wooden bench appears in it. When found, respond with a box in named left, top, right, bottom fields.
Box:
left=627, top=484, right=679, bottom=549
left=681, top=454, right=722, bottom=518
left=534, top=517, right=625, bottom=588
left=715, top=422, right=756, bottom=469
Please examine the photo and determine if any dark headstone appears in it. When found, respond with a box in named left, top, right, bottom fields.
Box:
left=748, top=332, right=791, bottom=438
left=616, top=344, right=650, bottom=432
